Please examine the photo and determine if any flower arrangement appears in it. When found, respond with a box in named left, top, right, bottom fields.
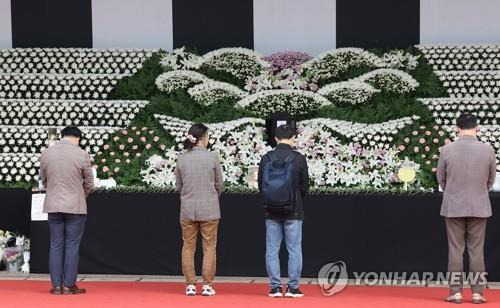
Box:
left=187, top=80, right=247, bottom=106
left=419, top=97, right=500, bottom=125
left=235, top=89, right=332, bottom=116
left=0, top=153, right=39, bottom=183
left=300, top=48, right=384, bottom=82
left=92, top=126, right=170, bottom=180
left=0, top=48, right=155, bottom=75
left=317, top=80, right=380, bottom=105
left=155, top=70, right=208, bottom=94
left=0, top=99, right=148, bottom=127
left=263, top=51, right=311, bottom=74
left=417, top=44, right=500, bottom=71
left=245, top=69, right=319, bottom=93
left=300, top=116, right=420, bottom=148
left=295, top=122, right=421, bottom=188
left=0, top=126, right=117, bottom=155
left=381, top=50, right=420, bottom=71
left=354, top=69, right=420, bottom=94
left=396, top=124, right=450, bottom=176
left=0, top=230, right=30, bottom=273
left=159, top=47, right=202, bottom=71
left=435, top=71, right=500, bottom=98
left=199, top=48, right=269, bottom=80
left=0, top=73, right=125, bottom=100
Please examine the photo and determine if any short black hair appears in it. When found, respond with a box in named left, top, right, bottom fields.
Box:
left=275, top=124, right=296, bottom=140
left=61, top=126, right=83, bottom=139
left=456, top=113, right=478, bottom=130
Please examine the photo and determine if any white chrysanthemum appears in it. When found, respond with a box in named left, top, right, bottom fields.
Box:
left=317, top=81, right=380, bottom=105
left=353, top=69, right=419, bottom=94
left=155, top=70, right=209, bottom=93
left=187, top=81, right=247, bottom=105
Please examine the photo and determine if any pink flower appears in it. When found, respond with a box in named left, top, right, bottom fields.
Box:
left=149, top=130, right=154, bottom=135
left=433, top=138, right=439, bottom=144
left=103, top=144, right=109, bottom=150
left=445, top=138, right=452, bottom=144
left=425, top=131, right=432, bottom=136
left=132, top=145, right=138, bottom=150
left=419, top=138, right=426, bottom=144
left=414, top=146, right=420, bottom=153
left=424, top=146, right=430, bottom=152
left=142, top=127, right=147, bottom=131
left=101, top=159, right=106, bottom=163
left=398, top=145, right=406, bottom=151
left=160, top=144, right=166, bottom=150
left=114, top=167, right=120, bottom=173
left=121, top=130, right=127, bottom=135
left=432, top=168, right=437, bottom=173
left=140, top=137, right=146, bottom=143
left=127, top=137, right=133, bottom=143
left=412, top=131, right=418, bottom=136
left=404, top=137, right=410, bottom=143
left=145, top=144, right=152, bottom=150
left=119, top=144, right=125, bottom=150
left=115, top=159, right=121, bottom=163
left=102, top=166, right=109, bottom=173
left=153, top=136, right=160, bottom=142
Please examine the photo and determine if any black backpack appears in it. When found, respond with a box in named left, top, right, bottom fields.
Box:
left=261, top=151, right=297, bottom=214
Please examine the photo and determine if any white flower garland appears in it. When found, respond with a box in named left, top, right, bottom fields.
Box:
left=300, top=48, right=384, bottom=81
left=199, top=48, right=269, bottom=80
left=0, top=125, right=119, bottom=154
left=417, top=44, right=500, bottom=71
left=187, top=81, right=247, bottom=106
left=235, top=89, right=332, bottom=115
left=0, top=73, right=126, bottom=100
left=353, top=68, right=419, bottom=94
left=419, top=97, right=500, bottom=125
left=0, top=48, right=156, bottom=75
left=381, top=50, right=420, bottom=71
left=0, top=153, right=40, bottom=183
left=155, top=70, right=208, bottom=94
left=159, top=47, right=202, bottom=71
left=0, top=99, right=148, bottom=127
left=435, top=70, right=500, bottom=98
left=317, top=80, right=380, bottom=105
left=300, top=116, right=420, bottom=148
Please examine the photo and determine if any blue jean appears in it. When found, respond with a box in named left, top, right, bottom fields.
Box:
left=265, top=219, right=303, bottom=289
left=48, top=213, right=86, bottom=288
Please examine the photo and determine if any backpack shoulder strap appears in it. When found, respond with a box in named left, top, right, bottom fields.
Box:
left=268, top=151, right=278, bottom=162
left=284, top=151, right=298, bottom=163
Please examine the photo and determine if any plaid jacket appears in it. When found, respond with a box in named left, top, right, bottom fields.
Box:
left=175, top=147, right=223, bottom=221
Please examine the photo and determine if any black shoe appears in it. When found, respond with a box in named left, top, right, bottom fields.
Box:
left=285, top=287, right=304, bottom=298
left=268, top=287, right=283, bottom=298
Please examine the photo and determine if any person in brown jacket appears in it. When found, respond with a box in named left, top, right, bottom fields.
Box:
left=437, top=114, right=497, bottom=304
left=175, top=123, right=223, bottom=297
left=40, top=126, right=94, bottom=295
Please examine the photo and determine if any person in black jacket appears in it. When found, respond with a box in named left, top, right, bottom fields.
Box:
left=258, top=124, right=309, bottom=298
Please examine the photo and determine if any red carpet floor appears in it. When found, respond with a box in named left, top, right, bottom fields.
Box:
left=1, top=280, right=499, bottom=307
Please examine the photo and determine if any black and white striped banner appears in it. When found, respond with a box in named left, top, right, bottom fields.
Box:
left=1, top=0, right=499, bottom=54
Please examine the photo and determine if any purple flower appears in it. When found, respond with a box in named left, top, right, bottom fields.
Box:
left=263, top=51, right=311, bottom=73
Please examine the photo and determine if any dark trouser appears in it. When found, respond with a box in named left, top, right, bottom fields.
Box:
left=48, top=213, right=86, bottom=288
left=445, top=217, right=487, bottom=295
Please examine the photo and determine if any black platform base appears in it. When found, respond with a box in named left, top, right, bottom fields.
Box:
left=28, top=192, right=500, bottom=280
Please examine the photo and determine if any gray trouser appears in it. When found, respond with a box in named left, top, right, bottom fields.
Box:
left=48, top=213, right=87, bottom=288
left=445, top=217, right=487, bottom=295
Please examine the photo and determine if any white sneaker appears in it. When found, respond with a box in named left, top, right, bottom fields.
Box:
left=202, top=284, right=216, bottom=296
left=472, top=293, right=487, bottom=304
left=185, top=284, right=196, bottom=296
left=444, top=292, right=462, bottom=304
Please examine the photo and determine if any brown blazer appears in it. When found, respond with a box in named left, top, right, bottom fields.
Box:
left=175, top=147, right=223, bottom=222
left=40, top=140, right=94, bottom=215
left=437, top=135, right=497, bottom=218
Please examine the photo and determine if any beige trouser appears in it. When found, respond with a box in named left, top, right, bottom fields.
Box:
left=180, top=219, right=219, bottom=285
left=445, top=217, right=488, bottom=295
